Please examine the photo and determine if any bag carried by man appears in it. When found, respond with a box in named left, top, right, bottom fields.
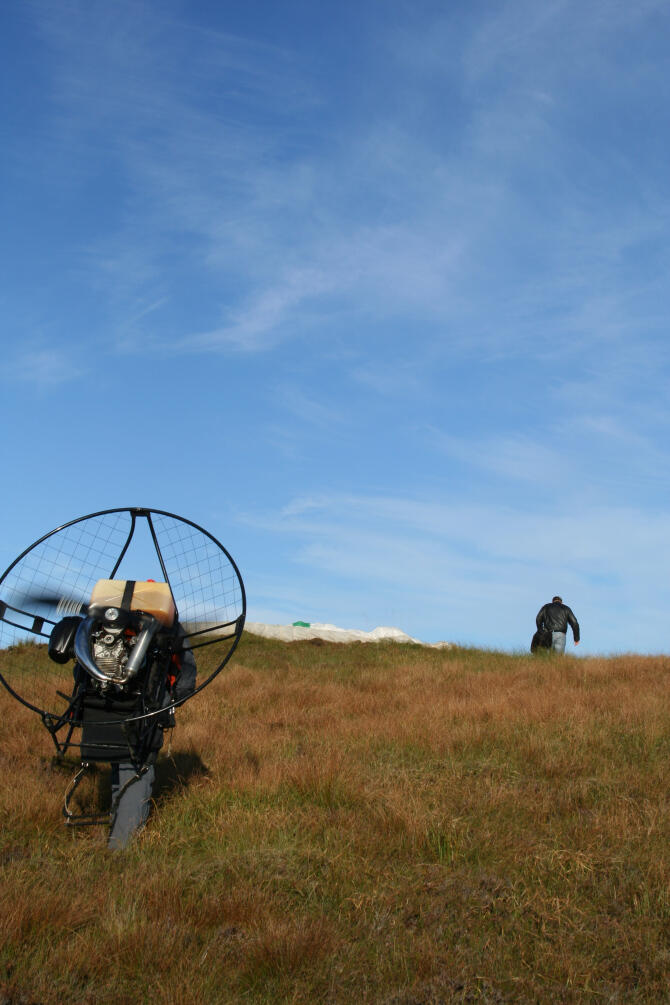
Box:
left=530, top=628, right=552, bottom=653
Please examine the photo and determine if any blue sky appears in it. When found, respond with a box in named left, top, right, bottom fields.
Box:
left=2, top=0, right=669, bottom=654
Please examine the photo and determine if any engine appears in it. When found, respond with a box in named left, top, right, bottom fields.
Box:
left=68, top=605, right=164, bottom=689
left=49, top=582, right=172, bottom=690
left=90, top=623, right=136, bottom=684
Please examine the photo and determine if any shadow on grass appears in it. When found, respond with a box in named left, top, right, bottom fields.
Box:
left=44, top=747, right=209, bottom=819
left=153, top=749, right=209, bottom=803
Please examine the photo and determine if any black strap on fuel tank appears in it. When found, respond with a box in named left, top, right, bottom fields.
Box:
left=121, top=580, right=135, bottom=611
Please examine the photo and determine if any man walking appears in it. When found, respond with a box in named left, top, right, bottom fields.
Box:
left=536, top=596, right=580, bottom=653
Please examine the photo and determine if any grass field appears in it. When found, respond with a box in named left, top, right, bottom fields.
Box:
left=1, top=635, right=669, bottom=1003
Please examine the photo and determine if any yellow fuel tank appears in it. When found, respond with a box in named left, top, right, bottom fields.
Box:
left=89, top=579, right=176, bottom=627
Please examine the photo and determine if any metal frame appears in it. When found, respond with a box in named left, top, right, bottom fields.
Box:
left=0, top=506, right=246, bottom=736
left=62, top=760, right=153, bottom=828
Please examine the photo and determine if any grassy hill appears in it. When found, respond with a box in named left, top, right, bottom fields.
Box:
left=1, top=635, right=669, bottom=1003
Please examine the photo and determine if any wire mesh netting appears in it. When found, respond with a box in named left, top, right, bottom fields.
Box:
left=148, top=512, right=244, bottom=636
left=0, top=508, right=245, bottom=719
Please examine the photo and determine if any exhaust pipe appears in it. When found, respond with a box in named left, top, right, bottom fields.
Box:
left=74, top=614, right=161, bottom=685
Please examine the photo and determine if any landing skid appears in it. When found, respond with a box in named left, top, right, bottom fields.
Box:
left=63, top=760, right=151, bottom=828
left=63, top=762, right=112, bottom=827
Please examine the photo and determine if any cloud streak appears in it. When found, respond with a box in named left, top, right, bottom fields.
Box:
left=3, top=348, right=85, bottom=387
left=22, top=0, right=670, bottom=370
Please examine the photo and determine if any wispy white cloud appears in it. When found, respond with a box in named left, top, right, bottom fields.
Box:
left=4, top=348, right=85, bottom=386
left=430, top=431, right=568, bottom=487
left=175, top=266, right=335, bottom=352
left=463, top=0, right=668, bottom=87
left=351, top=358, right=427, bottom=397
left=427, top=407, right=670, bottom=508
left=274, top=386, right=349, bottom=430
left=24, top=0, right=670, bottom=371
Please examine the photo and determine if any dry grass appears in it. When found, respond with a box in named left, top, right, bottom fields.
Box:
left=1, top=637, right=669, bottom=1002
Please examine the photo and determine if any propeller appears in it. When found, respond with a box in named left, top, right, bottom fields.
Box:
left=11, top=588, right=89, bottom=618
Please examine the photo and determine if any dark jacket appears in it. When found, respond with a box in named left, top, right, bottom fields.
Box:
left=536, top=602, right=580, bottom=642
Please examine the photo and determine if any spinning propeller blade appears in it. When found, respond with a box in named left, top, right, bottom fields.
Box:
left=12, top=589, right=88, bottom=618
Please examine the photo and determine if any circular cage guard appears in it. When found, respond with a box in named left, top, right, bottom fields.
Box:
left=0, top=507, right=246, bottom=723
